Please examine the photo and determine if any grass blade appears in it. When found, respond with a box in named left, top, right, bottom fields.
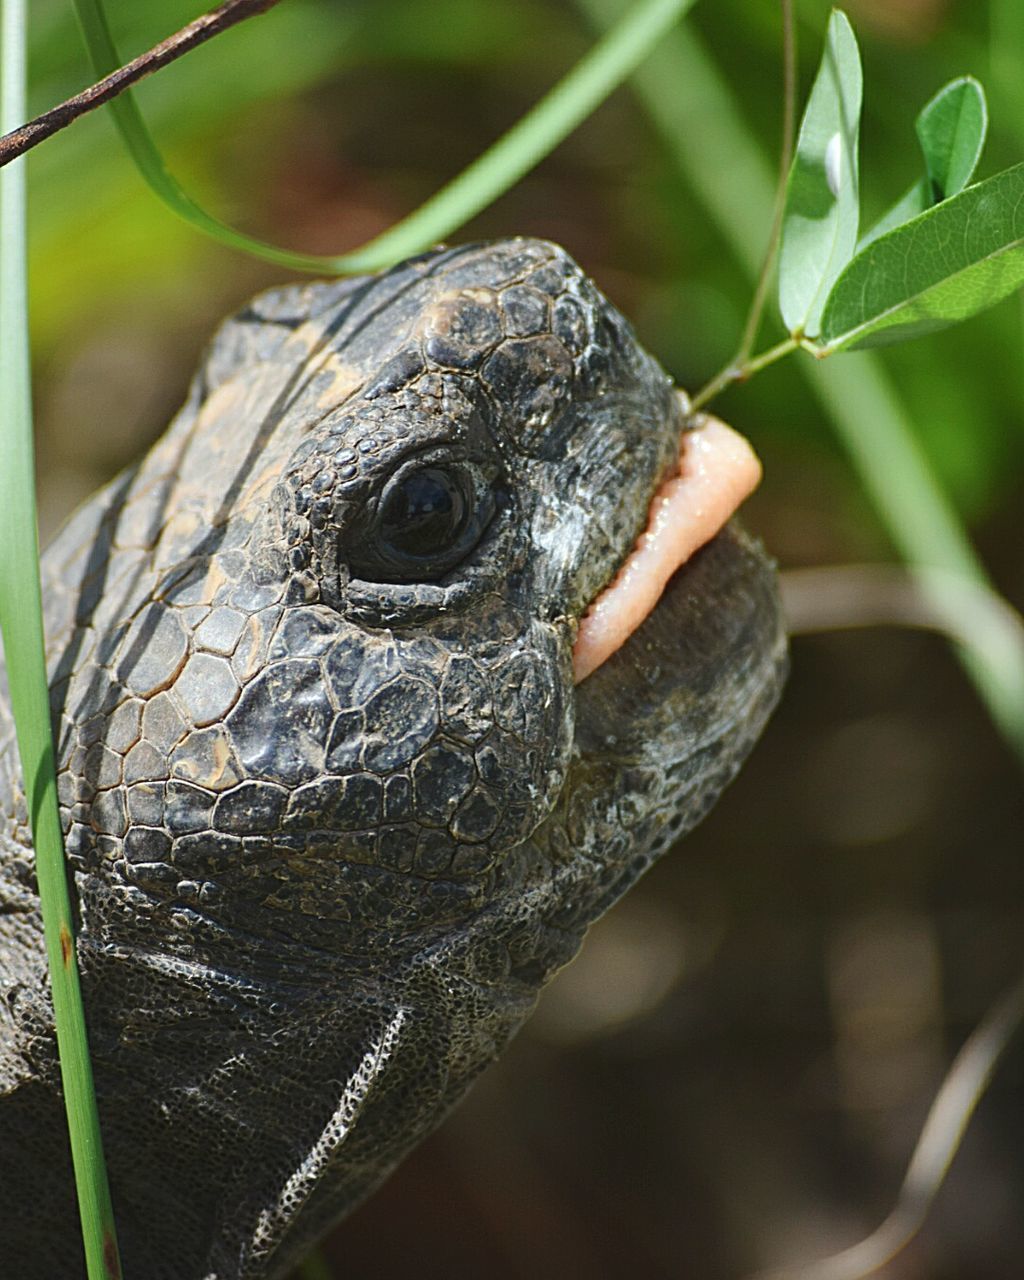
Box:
left=820, top=161, right=1024, bottom=352
left=0, top=1, right=121, bottom=1275
left=778, top=9, right=862, bottom=338
left=72, top=0, right=698, bottom=274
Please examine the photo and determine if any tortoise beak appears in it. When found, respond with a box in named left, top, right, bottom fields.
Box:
left=522, top=520, right=785, bottom=947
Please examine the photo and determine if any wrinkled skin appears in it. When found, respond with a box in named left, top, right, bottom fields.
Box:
left=0, top=239, right=786, bottom=1278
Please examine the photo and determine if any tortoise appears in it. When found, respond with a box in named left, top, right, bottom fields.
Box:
left=0, top=237, right=786, bottom=1278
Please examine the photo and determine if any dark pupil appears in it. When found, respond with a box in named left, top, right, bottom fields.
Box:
left=380, top=468, right=466, bottom=557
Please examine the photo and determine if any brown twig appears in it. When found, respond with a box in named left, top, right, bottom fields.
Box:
left=0, top=0, right=283, bottom=169
left=747, top=965, right=1024, bottom=1280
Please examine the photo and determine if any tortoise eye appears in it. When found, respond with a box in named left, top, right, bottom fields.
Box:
left=380, top=467, right=468, bottom=558
left=349, top=461, right=498, bottom=583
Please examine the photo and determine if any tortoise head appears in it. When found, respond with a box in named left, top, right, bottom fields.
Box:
left=15, top=238, right=789, bottom=1278
left=53, top=237, right=784, bottom=985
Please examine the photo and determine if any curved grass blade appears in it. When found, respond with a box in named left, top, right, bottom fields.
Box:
left=748, top=966, right=1024, bottom=1280
left=0, top=1, right=121, bottom=1276
left=778, top=9, right=862, bottom=338
left=820, top=161, right=1024, bottom=352
left=72, top=0, right=697, bottom=275
left=860, top=76, right=987, bottom=247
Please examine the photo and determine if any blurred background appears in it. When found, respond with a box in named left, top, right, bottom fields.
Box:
left=23, top=0, right=1024, bottom=1275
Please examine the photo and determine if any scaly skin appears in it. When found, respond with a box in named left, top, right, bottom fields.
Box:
left=0, top=239, right=786, bottom=1278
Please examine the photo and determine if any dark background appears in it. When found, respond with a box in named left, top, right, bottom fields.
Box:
left=25, top=1, right=1024, bottom=1275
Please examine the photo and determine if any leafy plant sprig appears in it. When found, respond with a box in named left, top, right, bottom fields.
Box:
left=680, top=6, right=1024, bottom=758
left=695, top=10, right=1015, bottom=382
left=697, top=11, right=1022, bottom=372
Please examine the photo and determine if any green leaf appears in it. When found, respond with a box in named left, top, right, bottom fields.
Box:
left=571, top=0, right=1024, bottom=760
left=778, top=9, right=862, bottom=338
left=860, top=76, right=988, bottom=247
left=918, top=75, right=987, bottom=200
left=820, top=161, right=1024, bottom=352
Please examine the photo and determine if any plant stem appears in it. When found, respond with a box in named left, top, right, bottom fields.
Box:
left=690, top=336, right=799, bottom=411
left=0, top=0, right=281, bottom=168
left=666, top=0, right=799, bottom=416
left=0, top=1, right=122, bottom=1276
left=735, top=0, right=796, bottom=363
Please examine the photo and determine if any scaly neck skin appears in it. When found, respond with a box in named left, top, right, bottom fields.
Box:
left=0, top=682, right=48, bottom=1000
left=0, top=709, right=540, bottom=1280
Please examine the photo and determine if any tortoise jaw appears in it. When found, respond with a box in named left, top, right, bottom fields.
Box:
left=558, top=521, right=786, bottom=924
left=572, top=413, right=764, bottom=683
left=574, top=521, right=785, bottom=761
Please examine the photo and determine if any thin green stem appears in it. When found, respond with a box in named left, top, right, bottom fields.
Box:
left=72, top=0, right=698, bottom=275
left=743, top=334, right=800, bottom=378
left=0, top=1, right=121, bottom=1276
left=688, top=363, right=741, bottom=413
left=690, top=335, right=799, bottom=411
left=687, top=0, right=798, bottom=414
left=736, top=0, right=796, bottom=363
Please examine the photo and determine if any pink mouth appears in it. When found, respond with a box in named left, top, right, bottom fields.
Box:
left=573, top=414, right=763, bottom=684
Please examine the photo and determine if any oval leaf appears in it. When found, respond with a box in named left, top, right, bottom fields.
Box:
left=778, top=9, right=862, bottom=338
left=820, top=161, right=1024, bottom=351
left=917, top=75, right=987, bottom=201
left=859, top=76, right=988, bottom=249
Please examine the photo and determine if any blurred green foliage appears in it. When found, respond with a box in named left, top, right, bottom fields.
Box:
left=25, top=0, right=1024, bottom=526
